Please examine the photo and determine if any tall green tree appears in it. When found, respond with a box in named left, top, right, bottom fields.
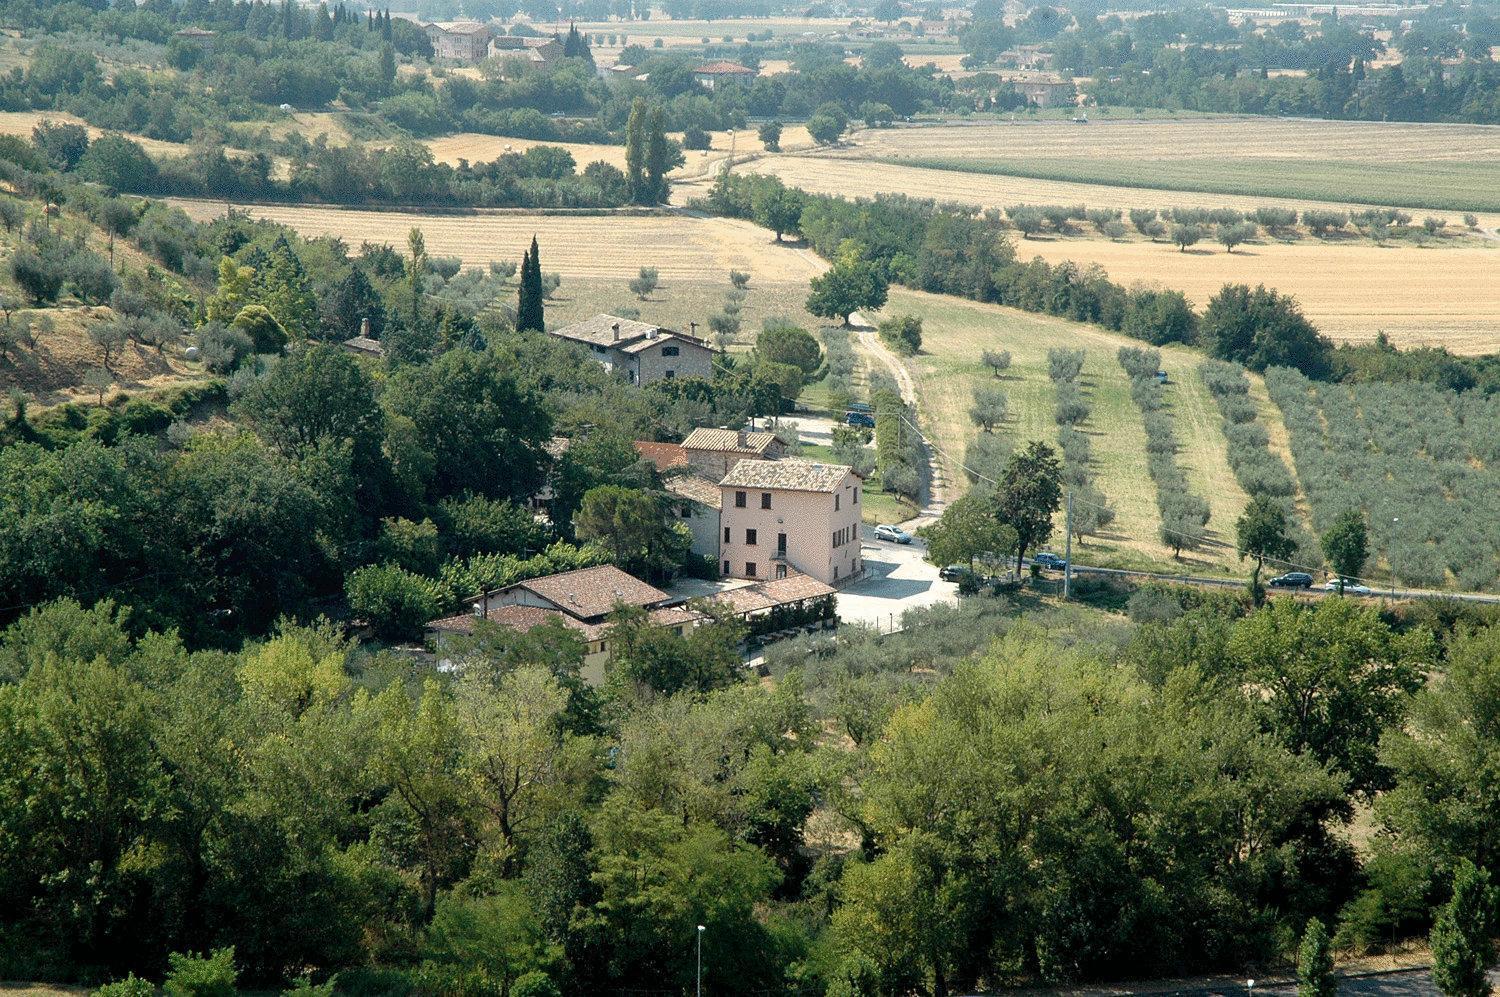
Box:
left=1431, top=860, right=1496, bottom=997
left=517, top=238, right=545, bottom=333
left=624, top=98, right=648, bottom=205
left=643, top=106, right=680, bottom=205
left=919, top=491, right=1017, bottom=571
left=805, top=249, right=888, bottom=326
left=1321, top=507, right=1368, bottom=594
left=993, top=440, right=1063, bottom=575
left=1297, top=918, right=1335, bottom=997
left=1236, top=493, right=1294, bottom=605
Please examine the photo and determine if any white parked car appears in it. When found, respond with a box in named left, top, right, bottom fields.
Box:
left=1322, top=578, right=1374, bottom=595
left=873, top=524, right=912, bottom=544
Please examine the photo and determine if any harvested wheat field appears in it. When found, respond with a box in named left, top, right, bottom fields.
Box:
left=425, top=125, right=813, bottom=179
left=164, top=199, right=827, bottom=282
left=891, top=287, right=1258, bottom=573
left=0, top=110, right=199, bottom=160
left=735, top=153, right=1500, bottom=230
left=1019, top=238, right=1500, bottom=353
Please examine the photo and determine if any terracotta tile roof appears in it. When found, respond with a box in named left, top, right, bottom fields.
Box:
left=757, top=573, right=836, bottom=603
left=428, top=604, right=610, bottom=641
left=513, top=564, right=669, bottom=620
left=492, top=35, right=557, bottom=49
left=664, top=474, right=722, bottom=509
left=695, top=60, right=756, bottom=74
left=432, top=19, right=491, bottom=33
left=617, top=332, right=711, bottom=355
left=648, top=606, right=707, bottom=628
left=544, top=436, right=572, bottom=460
left=342, top=335, right=383, bottom=356
left=708, top=572, right=835, bottom=616
left=635, top=441, right=688, bottom=472
left=682, top=427, right=779, bottom=455
left=719, top=459, right=856, bottom=493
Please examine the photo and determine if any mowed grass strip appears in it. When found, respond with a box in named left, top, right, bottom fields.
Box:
left=887, top=288, right=1250, bottom=570
left=877, top=155, right=1500, bottom=215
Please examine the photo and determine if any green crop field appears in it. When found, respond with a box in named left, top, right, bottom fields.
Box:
left=874, top=156, right=1500, bottom=215
left=885, top=288, right=1282, bottom=573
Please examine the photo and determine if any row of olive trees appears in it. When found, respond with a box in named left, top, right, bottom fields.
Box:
left=1000, top=199, right=1474, bottom=245
left=1200, top=359, right=1323, bottom=570
left=1266, top=367, right=1500, bottom=591
left=1044, top=348, right=1115, bottom=543
left=1119, top=347, right=1212, bottom=557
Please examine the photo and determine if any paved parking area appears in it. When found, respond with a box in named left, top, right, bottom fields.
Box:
left=836, top=531, right=958, bottom=629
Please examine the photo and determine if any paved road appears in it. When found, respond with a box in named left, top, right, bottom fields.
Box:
left=836, top=528, right=957, bottom=629
left=1091, top=966, right=1500, bottom=997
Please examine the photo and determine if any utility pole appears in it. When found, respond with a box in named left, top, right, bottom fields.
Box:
left=696, top=924, right=705, bottom=997
left=1062, top=488, right=1073, bottom=599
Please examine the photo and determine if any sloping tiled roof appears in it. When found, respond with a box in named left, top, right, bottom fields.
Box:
left=544, top=436, right=572, bottom=460
left=695, top=60, right=756, bottom=74
left=550, top=314, right=666, bottom=348
left=617, top=332, right=712, bottom=355
left=342, top=335, right=384, bottom=356
left=711, top=587, right=778, bottom=615
left=648, top=606, right=707, bottom=628
left=428, top=603, right=609, bottom=641
left=665, top=474, right=722, bottom=509
left=719, top=459, right=855, bottom=493
left=432, top=19, right=491, bottom=33
left=682, top=427, right=779, bottom=455
left=757, top=573, right=836, bottom=603
left=635, top=441, right=688, bottom=472
left=492, top=35, right=557, bottom=49
left=514, top=564, right=669, bottom=620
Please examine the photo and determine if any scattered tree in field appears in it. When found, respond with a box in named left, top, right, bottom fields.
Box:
left=627, top=267, right=659, bottom=300
left=1297, top=918, right=1335, bottom=997
left=878, top=314, right=921, bottom=356
left=1236, top=493, right=1294, bottom=604
left=1085, top=207, right=1120, bottom=234
left=758, top=120, right=783, bottom=151
left=83, top=366, right=113, bottom=405
left=681, top=124, right=710, bottom=151
left=806, top=248, right=887, bottom=326
left=994, top=440, right=1063, bottom=576
left=1253, top=206, right=1298, bottom=238
left=1217, top=221, right=1256, bottom=253
left=0, top=197, right=24, bottom=234
left=90, top=318, right=130, bottom=371
left=751, top=179, right=805, bottom=242
left=1006, top=205, right=1045, bottom=239
left=1172, top=223, right=1203, bottom=252
left=1070, top=485, right=1115, bottom=545
left=728, top=269, right=750, bottom=290
left=1129, top=207, right=1158, bottom=235
left=807, top=102, right=848, bottom=145
left=969, top=384, right=1007, bottom=432
left=1302, top=209, right=1348, bottom=238
left=756, top=320, right=821, bottom=376
left=981, top=349, right=1011, bottom=377
left=1431, top=861, right=1496, bottom=997
left=1463, top=213, right=1479, bottom=229
left=1321, top=508, right=1368, bottom=594
left=1422, top=216, right=1447, bottom=236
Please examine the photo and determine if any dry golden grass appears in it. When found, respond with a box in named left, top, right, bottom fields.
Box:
left=846, top=117, right=1500, bottom=164
left=163, top=199, right=828, bottom=282
left=1018, top=237, right=1500, bottom=354
left=0, top=110, right=199, bottom=160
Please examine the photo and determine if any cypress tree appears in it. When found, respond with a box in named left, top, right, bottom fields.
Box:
left=624, top=98, right=647, bottom=205
left=517, top=237, right=544, bottom=333
left=1296, top=918, right=1335, bottom=997
left=644, top=105, right=672, bottom=205
left=1432, top=861, right=1497, bottom=997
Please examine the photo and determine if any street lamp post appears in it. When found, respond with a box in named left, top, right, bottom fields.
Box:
left=1390, top=516, right=1399, bottom=597
left=696, top=924, right=706, bottom=997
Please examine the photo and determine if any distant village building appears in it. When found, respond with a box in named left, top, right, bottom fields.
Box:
left=998, top=71, right=1077, bottom=108
left=718, top=459, right=864, bottom=585
left=490, top=35, right=564, bottom=65
left=425, top=20, right=493, bottom=61
left=173, top=26, right=218, bottom=50
left=342, top=317, right=383, bottom=358
left=997, top=44, right=1056, bottom=70
left=548, top=314, right=715, bottom=387
left=692, top=60, right=757, bottom=90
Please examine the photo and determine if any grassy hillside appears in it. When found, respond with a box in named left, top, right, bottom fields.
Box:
left=884, top=288, right=1262, bottom=573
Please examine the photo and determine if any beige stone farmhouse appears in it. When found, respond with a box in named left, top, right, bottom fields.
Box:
left=718, top=460, right=864, bottom=585
left=549, top=314, right=715, bottom=386
left=425, top=20, right=493, bottom=61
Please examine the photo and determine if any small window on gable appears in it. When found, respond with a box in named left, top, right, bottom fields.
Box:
left=735, top=491, right=747, bottom=508
left=662, top=345, right=680, bottom=357
left=760, top=492, right=771, bottom=509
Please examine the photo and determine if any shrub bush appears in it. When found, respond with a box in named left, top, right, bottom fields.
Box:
left=164, top=947, right=237, bottom=997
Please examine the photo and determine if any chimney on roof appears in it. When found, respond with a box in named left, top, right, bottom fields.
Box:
left=738, top=427, right=749, bottom=448
left=690, top=321, right=698, bottom=337
left=612, top=322, right=621, bottom=341
left=360, top=317, right=370, bottom=338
